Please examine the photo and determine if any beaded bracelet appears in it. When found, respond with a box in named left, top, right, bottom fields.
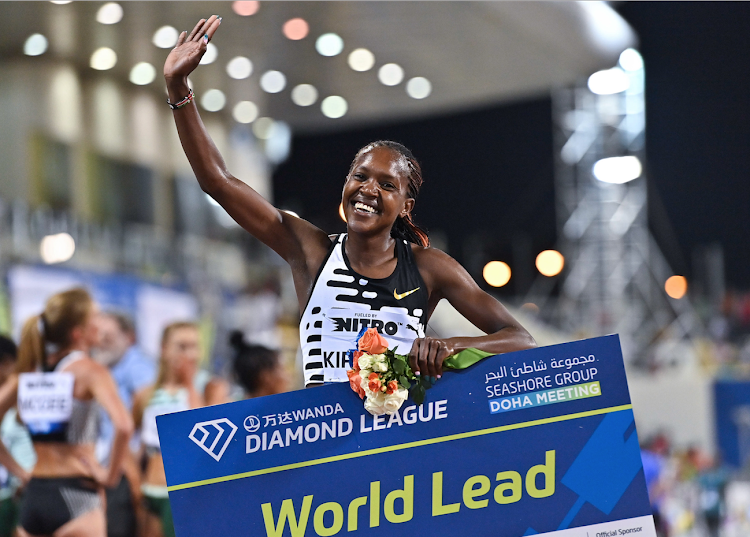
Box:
left=167, top=88, right=194, bottom=110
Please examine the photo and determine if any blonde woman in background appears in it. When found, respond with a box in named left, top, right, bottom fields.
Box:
left=132, top=323, right=203, bottom=537
left=0, top=288, right=133, bottom=537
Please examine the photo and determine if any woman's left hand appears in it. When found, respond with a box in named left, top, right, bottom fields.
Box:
left=408, top=337, right=455, bottom=382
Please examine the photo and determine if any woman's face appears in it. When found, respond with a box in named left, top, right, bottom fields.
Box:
left=342, top=147, right=414, bottom=236
left=258, top=363, right=292, bottom=396
left=71, top=303, right=100, bottom=352
left=162, top=327, right=200, bottom=382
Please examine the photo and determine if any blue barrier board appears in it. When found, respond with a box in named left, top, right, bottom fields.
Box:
left=158, top=334, right=655, bottom=537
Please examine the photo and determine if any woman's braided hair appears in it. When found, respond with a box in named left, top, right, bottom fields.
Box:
left=348, top=140, right=429, bottom=247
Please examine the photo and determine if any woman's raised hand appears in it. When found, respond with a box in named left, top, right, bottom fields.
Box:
left=164, top=15, right=222, bottom=82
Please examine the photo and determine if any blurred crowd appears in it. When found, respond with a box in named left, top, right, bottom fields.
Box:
left=641, top=433, right=750, bottom=537
left=0, top=287, right=292, bottom=537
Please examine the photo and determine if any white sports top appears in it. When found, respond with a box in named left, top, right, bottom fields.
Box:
left=17, top=351, right=98, bottom=444
left=300, top=234, right=428, bottom=386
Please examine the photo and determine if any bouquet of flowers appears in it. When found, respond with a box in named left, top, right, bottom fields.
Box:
left=346, top=328, right=433, bottom=416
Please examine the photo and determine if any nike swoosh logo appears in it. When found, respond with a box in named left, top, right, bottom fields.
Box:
left=393, top=287, right=420, bottom=300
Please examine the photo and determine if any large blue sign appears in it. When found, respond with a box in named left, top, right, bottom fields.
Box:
left=158, top=335, right=655, bottom=537
left=714, top=379, right=750, bottom=468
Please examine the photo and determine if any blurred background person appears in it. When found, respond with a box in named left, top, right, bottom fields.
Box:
left=229, top=331, right=290, bottom=399
left=0, top=288, right=132, bottom=537
left=92, top=312, right=156, bottom=537
left=132, top=323, right=203, bottom=537
left=0, top=336, right=34, bottom=537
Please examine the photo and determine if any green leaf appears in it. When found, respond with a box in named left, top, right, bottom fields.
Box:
left=421, top=376, right=432, bottom=390
left=411, top=384, right=426, bottom=405
left=393, top=360, right=405, bottom=375
left=400, top=375, right=410, bottom=387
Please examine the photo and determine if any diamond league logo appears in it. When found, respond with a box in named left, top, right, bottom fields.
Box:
left=188, top=418, right=238, bottom=462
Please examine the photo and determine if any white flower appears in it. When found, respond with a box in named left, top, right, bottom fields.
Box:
left=359, top=370, right=372, bottom=393
left=364, top=397, right=386, bottom=415
left=373, top=360, right=388, bottom=373
left=358, top=354, right=373, bottom=370
left=364, top=390, right=387, bottom=415
left=383, top=388, right=409, bottom=415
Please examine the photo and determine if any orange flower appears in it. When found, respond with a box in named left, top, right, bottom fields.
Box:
left=368, top=372, right=382, bottom=392
left=352, top=350, right=363, bottom=370
left=358, top=328, right=388, bottom=354
left=387, top=380, right=398, bottom=395
left=347, top=369, right=365, bottom=399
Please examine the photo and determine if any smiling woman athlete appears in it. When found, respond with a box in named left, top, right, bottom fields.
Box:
left=164, top=16, right=536, bottom=387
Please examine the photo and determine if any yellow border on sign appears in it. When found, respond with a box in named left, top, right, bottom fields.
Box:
left=168, top=404, right=632, bottom=492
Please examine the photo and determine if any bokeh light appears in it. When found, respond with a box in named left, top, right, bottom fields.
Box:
left=406, top=77, right=431, bottom=99
left=252, top=117, right=276, bottom=139
left=665, top=275, right=688, bottom=299
left=291, top=84, right=318, bottom=106
left=129, top=62, right=156, bottom=85
left=232, top=1, right=259, bottom=16
left=321, top=96, right=347, bottom=118
left=96, top=2, right=123, bottom=25
left=200, top=89, right=226, bottom=112
left=23, top=34, right=48, bottom=56
left=535, top=250, right=565, bottom=277
left=40, top=233, right=75, bottom=264
left=199, top=43, right=218, bottom=65
left=90, top=47, right=117, bottom=70
left=260, top=70, right=286, bottom=93
left=232, top=101, right=258, bottom=124
left=152, top=26, right=179, bottom=48
left=588, top=67, right=629, bottom=95
left=483, top=261, right=511, bottom=287
left=226, top=56, right=253, bottom=79
left=315, top=33, right=344, bottom=57
left=378, top=63, right=404, bottom=86
left=619, top=48, right=644, bottom=72
left=283, top=18, right=309, bottom=40
left=593, top=156, right=642, bottom=184
left=348, top=48, right=375, bottom=72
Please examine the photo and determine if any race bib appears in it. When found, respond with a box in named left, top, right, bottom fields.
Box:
left=321, top=308, right=424, bottom=382
left=17, top=372, right=74, bottom=435
left=142, top=401, right=188, bottom=450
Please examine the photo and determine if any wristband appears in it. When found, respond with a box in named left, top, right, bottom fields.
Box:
left=167, top=88, right=194, bottom=110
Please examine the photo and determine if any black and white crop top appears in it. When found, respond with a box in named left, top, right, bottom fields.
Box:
left=300, top=234, right=429, bottom=386
left=17, top=351, right=99, bottom=444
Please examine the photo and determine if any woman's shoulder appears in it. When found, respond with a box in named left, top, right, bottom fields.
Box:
left=64, top=354, right=108, bottom=379
left=410, top=243, right=465, bottom=287
left=410, top=243, right=457, bottom=269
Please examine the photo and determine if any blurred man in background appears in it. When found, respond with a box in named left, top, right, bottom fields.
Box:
left=93, top=313, right=156, bottom=537
left=0, top=336, right=34, bottom=537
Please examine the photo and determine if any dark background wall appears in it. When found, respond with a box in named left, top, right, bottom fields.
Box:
left=274, top=2, right=750, bottom=292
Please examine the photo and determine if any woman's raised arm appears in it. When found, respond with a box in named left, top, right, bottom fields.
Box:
left=163, top=16, right=330, bottom=270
